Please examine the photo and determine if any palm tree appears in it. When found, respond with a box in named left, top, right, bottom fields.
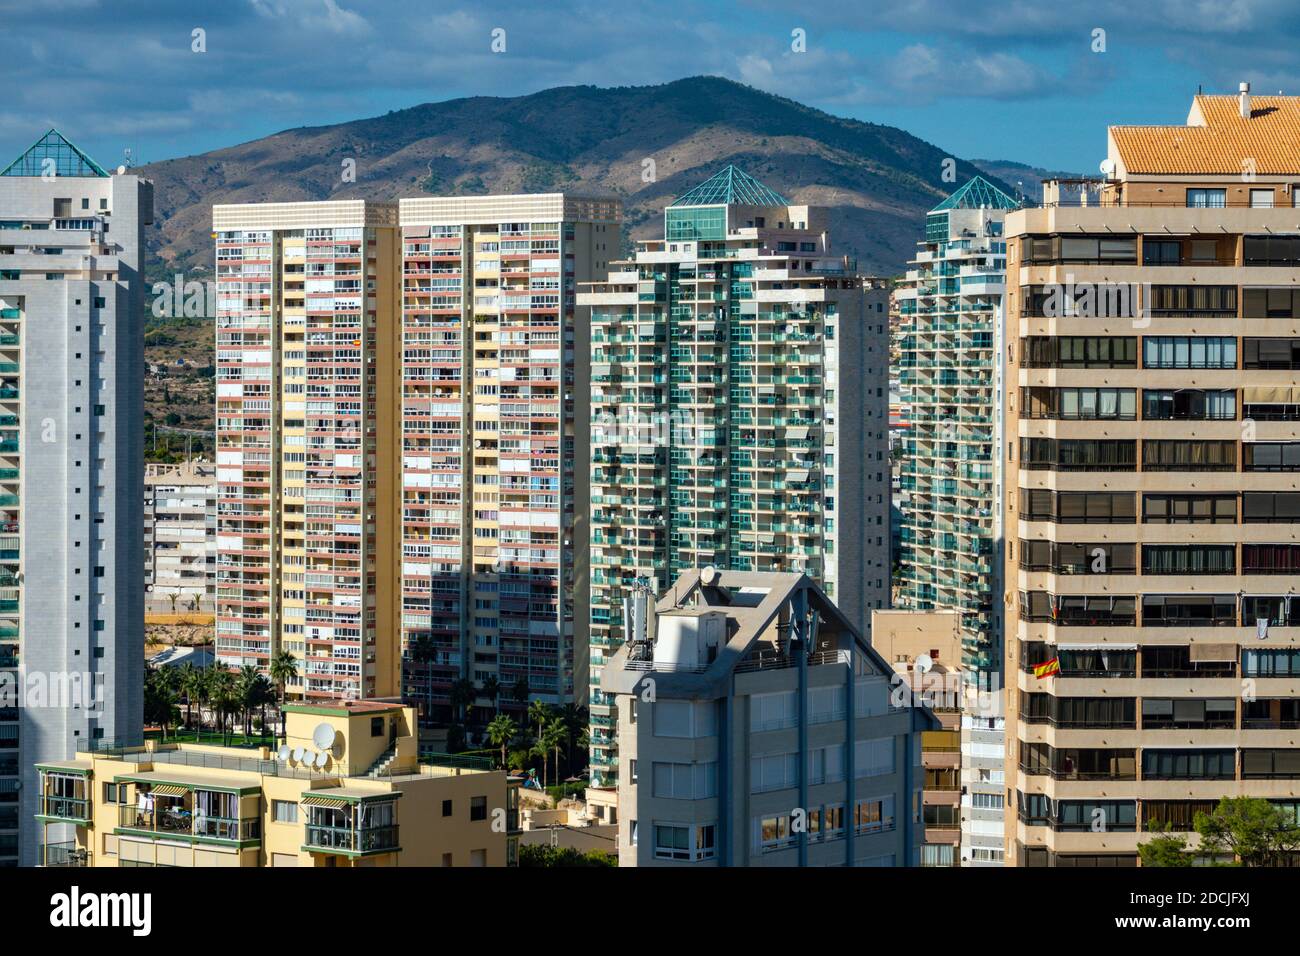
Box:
left=207, top=668, right=237, bottom=739
left=486, top=714, right=518, bottom=770
left=250, top=674, right=276, bottom=740
left=268, top=651, right=299, bottom=738
left=144, top=667, right=179, bottom=739
left=178, top=661, right=200, bottom=731
left=236, top=665, right=260, bottom=737
left=529, top=699, right=551, bottom=747
left=543, top=718, right=566, bottom=793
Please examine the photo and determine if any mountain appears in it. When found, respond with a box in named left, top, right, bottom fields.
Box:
left=137, top=76, right=1016, bottom=278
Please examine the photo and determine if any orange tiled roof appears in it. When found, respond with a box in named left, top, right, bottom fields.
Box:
left=1111, top=95, right=1300, bottom=175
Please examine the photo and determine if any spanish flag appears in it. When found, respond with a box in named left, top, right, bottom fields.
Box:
left=1033, top=658, right=1060, bottom=680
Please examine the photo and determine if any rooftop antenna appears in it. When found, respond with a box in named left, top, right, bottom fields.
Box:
left=123, top=147, right=134, bottom=170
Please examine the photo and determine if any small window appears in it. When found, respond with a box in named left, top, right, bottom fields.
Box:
left=371, top=717, right=383, bottom=737
left=470, top=796, right=487, bottom=821
left=442, top=799, right=453, bottom=817
left=272, top=800, right=299, bottom=823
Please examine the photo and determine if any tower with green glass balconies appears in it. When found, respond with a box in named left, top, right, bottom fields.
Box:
left=577, top=165, right=890, bottom=790
left=895, top=176, right=1018, bottom=674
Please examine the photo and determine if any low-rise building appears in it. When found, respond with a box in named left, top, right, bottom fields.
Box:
left=601, top=567, right=937, bottom=866
left=33, top=700, right=518, bottom=867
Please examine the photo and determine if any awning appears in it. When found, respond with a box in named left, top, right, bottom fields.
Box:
left=1243, top=385, right=1296, bottom=404
left=150, top=785, right=189, bottom=797
left=1056, top=643, right=1138, bottom=651
left=300, top=795, right=350, bottom=810
left=1190, top=643, right=1238, bottom=662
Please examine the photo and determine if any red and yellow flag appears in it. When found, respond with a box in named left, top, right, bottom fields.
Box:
left=1033, top=658, right=1060, bottom=679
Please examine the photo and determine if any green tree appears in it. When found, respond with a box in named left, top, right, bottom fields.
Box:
left=529, top=699, right=551, bottom=748
left=407, top=635, right=437, bottom=721
left=1137, top=826, right=1195, bottom=867
left=450, top=678, right=476, bottom=724
left=517, top=845, right=616, bottom=867
left=543, top=718, right=566, bottom=790
left=1195, top=797, right=1300, bottom=866
left=486, top=714, right=518, bottom=769
left=268, top=651, right=299, bottom=737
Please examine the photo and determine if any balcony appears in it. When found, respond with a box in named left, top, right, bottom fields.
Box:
left=38, top=794, right=90, bottom=823
left=39, top=841, right=89, bottom=867
left=303, top=823, right=399, bottom=855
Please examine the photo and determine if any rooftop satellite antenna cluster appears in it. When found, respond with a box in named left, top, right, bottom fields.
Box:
left=276, top=722, right=337, bottom=771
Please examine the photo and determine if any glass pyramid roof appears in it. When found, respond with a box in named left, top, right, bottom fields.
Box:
left=669, top=165, right=789, bottom=207
left=930, top=175, right=1019, bottom=212
left=1, top=129, right=109, bottom=178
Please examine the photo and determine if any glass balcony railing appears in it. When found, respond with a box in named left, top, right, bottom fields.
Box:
left=304, top=823, right=399, bottom=854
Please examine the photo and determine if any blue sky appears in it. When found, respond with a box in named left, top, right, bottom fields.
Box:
left=1, top=0, right=1296, bottom=174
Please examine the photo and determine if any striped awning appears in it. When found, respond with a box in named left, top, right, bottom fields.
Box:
left=300, top=795, right=349, bottom=810
left=150, top=785, right=189, bottom=797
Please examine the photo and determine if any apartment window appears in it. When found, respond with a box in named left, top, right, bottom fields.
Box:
left=1142, top=389, right=1235, bottom=421
left=749, top=690, right=796, bottom=731
left=1242, top=595, right=1300, bottom=627
left=808, top=685, right=845, bottom=723
left=1054, top=491, right=1136, bottom=524
left=1186, top=188, right=1226, bottom=208
left=756, top=814, right=795, bottom=852
left=854, top=795, right=896, bottom=834
left=1243, top=544, right=1300, bottom=573
left=1022, top=336, right=1136, bottom=369
left=807, top=745, right=845, bottom=785
left=971, top=792, right=1004, bottom=811
left=1243, top=648, right=1300, bottom=677
left=470, top=796, right=487, bottom=821
left=1142, top=644, right=1235, bottom=678
left=1141, top=594, right=1236, bottom=627
left=1251, top=189, right=1276, bottom=208
left=855, top=737, right=895, bottom=777
left=1142, top=800, right=1219, bottom=832
left=1142, top=544, right=1235, bottom=575
left=272, top=800, right=298, bottom=824
left=1056, top=800, right=1137, bottom=832
left=654, top=700, right=716, bottom=738
left=1243, top=699, right=1300, bottom=729
left=751, top=753, right=797, bottom=793
left=652, top=761, right=717, bottom=800
left=1243, top=289, right=1300, bottom=319
left=1244, top=235, right=1300, bottom=266
left=1141, top=440, right=1236, bottom=472
left=1142, top=698, right=1236, bottom=730
left=1142, top=336, right=1236, bottom=369
left=1142, top=239, right=1182, bottom=265
left=1144, top=493, right=1236, bottom=524
left=1244, top=337, right=1300, bottom=369
left=1244, top=492, right=1300, bottom=522
left=1022, top=386, right=1136, bottom=420
left=1142, top=749, right=1235, bottom=781
left=1146, top=285, right=1237, bottom=317
left=1244, top=442, right=1300, bottom=472
left=1021, top=438, right=1136, bottom=472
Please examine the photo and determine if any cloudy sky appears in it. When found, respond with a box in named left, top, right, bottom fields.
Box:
left=1, top=0, right=1295, bottom=173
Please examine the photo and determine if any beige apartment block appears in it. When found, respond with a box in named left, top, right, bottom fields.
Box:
left=34, top=701, right=518, bottom=867
left=1004, top=86, right=1300, bottom=865
left=396, top=193, right=620, bottom=719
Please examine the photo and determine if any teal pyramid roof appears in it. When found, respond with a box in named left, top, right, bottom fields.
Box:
left=930, top=175, right=1019, bottom=212
left=1, top=129, right=109, bottom=178
left=670, top=165, right=789, bottom=207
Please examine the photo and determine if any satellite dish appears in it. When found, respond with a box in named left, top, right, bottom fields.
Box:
left=292, top=747, right=304, bottom=762
left=302, top=750, right=316, bottom=768
left=914, top=654, right=934, bottom=674
left=1099, top=158, right=1116, bottom=178
left=700, top=565, right=718, bottom=586
left=312, top=722, right=335, bottom=750
left=277, top=745, right=290, bottom=762
left=314, top=751, right=329, bottom=769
